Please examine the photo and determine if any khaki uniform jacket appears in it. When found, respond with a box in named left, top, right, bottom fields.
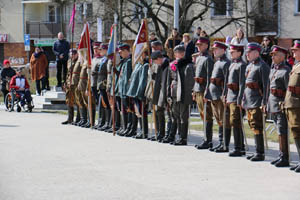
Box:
left=77, top=63, right=88, bottom=92
left=71, top=60, right=82, bottom=87
left=285, top=62, right=300, bottom=108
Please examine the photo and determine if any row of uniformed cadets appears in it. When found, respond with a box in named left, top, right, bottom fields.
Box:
left=61, top=38, right=300, bottom=173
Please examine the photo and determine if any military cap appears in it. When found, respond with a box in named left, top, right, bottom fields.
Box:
left=173, top=45, right=185, bottom=52
left=100, top=43, right=108, bottom=50
left=195, top=37, right=210, bottom=45
left=151, top=40, right=162, bottom=47
left=69, top=48, right=78, bottom=54
left=246, top=42, right=261, bottom=52
left=212, top=41, right=228, bottom=50
left=270, top=45, right=288, bottom=55
left=118, top=43, right=130, bottom=51
left=229, top=44, right=244, bottom=52
left=93, top=42, right=101, bottom=49
left=291, top=40, right=300, bottom=50
left=151, top=51, right=164, bottom=60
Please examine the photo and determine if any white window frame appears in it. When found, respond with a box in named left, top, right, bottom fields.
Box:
left=211, top=0, right=233, bottom=18
left=295, top=0, right=300, bottom=15
left=47, top=4, right=57, bottom=23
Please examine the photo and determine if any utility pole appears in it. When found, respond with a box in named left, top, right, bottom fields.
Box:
left=174, top=0, right=179, bottom=30
left=245, top=0, right=249, bottom=38
left=119, top=0, right=123, bottom=42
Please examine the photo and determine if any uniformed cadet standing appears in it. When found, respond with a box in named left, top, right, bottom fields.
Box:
left=115, top=44, right=133, bottom=136
left=192, top=37, right=214, bottom=150
left=90, top=42, right=102, bottom=128
left=72, top=51, right=83, bottom=125
left=285, top=40, right=300, bottom=172
left=167, top=45, right=195, bottom=145
left=205, top=41, right=231, bottom=152
left=267, top=45, right=290, bottom=167
left=243, top=42, right=270, bottom=161
left=62, top=49, right=80, bottom=125
left=75, top=59, right=89, bottom=127
left=127, top=52, right=149, bottom=138
left=96, top=44, right=111, bottom=132
left=151, top=50, right=169, bottom=142
left=225, top=44, right=247, bottom=156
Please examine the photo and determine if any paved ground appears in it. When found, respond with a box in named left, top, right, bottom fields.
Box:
left=0, top=109, right=299, bottom=200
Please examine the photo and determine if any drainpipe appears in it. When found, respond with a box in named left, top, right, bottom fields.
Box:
left=22, top=3, right=29, bottom=64
left=276, top=0, right=281, bottom=41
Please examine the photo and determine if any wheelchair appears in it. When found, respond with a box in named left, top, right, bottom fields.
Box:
left=5, top=88, right=34, bottom=112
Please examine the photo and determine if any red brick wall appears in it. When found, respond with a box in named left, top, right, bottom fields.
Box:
left=278, top=38, right=293, bottom=49
left=3, top=43, right=34, bottom=65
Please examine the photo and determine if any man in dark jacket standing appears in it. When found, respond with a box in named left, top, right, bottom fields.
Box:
left=53, top=32, right=70, bottom=87
left=1, top=60, right=16, bottom=102
left=167, top=45, right=195, bottom=145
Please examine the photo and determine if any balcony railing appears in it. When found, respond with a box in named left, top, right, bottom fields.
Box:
left=26, top=21, right=64, bottom=38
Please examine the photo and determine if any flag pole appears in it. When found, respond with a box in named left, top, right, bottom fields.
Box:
left=69, top=1, right=76, bottom=91
left=82, top=5, right=94, bottom=128
left=143, top=8, right=157, bottom=139
left=112, top=14, right=118, bottom=136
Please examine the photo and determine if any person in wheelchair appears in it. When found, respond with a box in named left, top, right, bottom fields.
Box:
left=9, top=68, right=33, bottom=110
left=1, top=60, right=16, bottom=102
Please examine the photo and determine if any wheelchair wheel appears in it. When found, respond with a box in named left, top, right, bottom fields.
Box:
left=5, top=93, right=14, bottom=112
left=17, top=105, right=21, bottom=112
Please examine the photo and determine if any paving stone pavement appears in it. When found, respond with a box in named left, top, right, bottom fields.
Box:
left=0, top=109, right=299, bottom=200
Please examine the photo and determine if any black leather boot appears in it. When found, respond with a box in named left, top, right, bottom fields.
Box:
left=250, top=134, right=265, bottom=161
left=162, top=121, right=176, bottom=143
left=121, top=113, right=132, bottom=136
left=96, top=107, right=106, bottom=130
left=275, top=134, right=290, bottom=167
left=135, top=118, right=144, bottom=139
left=210, top=126, right=223, bottom=151
left=215, top=128, right=231, bottom=153
left=229, top=127, right=243, bottom=157
left=62, top=106, right=74, bottom=125
left=292, top=139, right=300, bottom=172
left=99, top=109, right=111, bottom=131
left=117, top=112, right=128, bottom=136
left=72, top=106, right=81, bottom=125
left=195, top=121, right=213, bottom=150
left=125, top=114, right=137, bottom=137
left=77, top=108, right=87, bottom=126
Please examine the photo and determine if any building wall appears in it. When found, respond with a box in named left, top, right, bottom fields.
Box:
left=280, top=0, right=300, bottom=39
left=0, top=0, right=23, bottom=43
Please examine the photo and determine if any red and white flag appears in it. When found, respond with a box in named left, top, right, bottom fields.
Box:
left=132, top=19, right=148, bottom=66
left=68, top=4, right=76, bottom=33
left=78, top=22, right=92, bottom=67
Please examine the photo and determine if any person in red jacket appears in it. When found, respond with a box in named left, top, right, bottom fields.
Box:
left=9, top=68, right=33, bottom=108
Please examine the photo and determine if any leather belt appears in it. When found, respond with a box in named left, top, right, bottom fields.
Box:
left=194, top=77, right=206, bottom=84
left=288, top=86, right=300, bottom=95
left=271, top=88, right=286, bottom=97
left=210, top=78, right=223, bottom=86
left=227, top=83, right=238, bottom=91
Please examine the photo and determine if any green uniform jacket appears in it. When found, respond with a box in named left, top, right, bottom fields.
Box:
left=116, top=57, right=132, bottom=99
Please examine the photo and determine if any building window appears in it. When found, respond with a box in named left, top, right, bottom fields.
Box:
left=296, top=0, right=300, bottom=14
left=48, top=5, right=57, bottom=22
left=211, top=0, right=233, bottom=17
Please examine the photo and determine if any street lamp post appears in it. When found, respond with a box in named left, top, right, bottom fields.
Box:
left=174, top=0, right=179, bottom=30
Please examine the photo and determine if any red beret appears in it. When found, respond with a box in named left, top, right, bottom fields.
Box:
left=212, top=41, right=227, bottom=50
left=3, top=59, right=10, bottom=65
left=270, top=45, right=288, bottom=55
left=196, top=37, right=209, bottom=45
